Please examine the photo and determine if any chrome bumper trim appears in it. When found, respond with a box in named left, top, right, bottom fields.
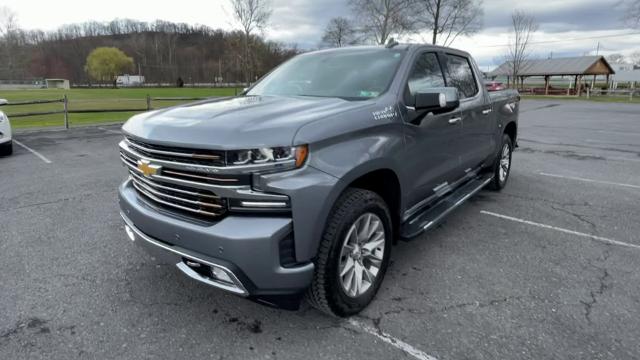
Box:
left=120, top=212, right=249, bottom=296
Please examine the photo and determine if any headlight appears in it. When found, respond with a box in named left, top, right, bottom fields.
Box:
left=227, top=145, right=308, bottom=169
left=0, top=112, right=6, bottom=123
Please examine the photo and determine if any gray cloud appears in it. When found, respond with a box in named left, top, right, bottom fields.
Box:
left=266, top=0, right=632, bottom=48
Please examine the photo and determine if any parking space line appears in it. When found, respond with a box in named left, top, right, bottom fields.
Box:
left=347, top=318, right=438, bottom=360
left=98, top=127, right=122, bottom=135
left=539, top=172, right=640, bottom=190
left=13, top=139, right=52, bottom=164
left=480, top=210, right=640, bottom=251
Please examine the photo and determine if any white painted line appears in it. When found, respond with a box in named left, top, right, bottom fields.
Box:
left=98, top=127, right=122, bottom=135
left=480, top=210, right=640, bottom=250
left=347, top=318, right=438, bottom=360
left=13, top=139, right=52, bottom=164
left=539, top=172, right=640, bottom=190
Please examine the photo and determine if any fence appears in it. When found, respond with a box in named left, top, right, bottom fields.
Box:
left=586, top=88, right=639, bottom=101
left=0, top=95, right=228, bottom=129
left=516, top=86, right=639, bottom=99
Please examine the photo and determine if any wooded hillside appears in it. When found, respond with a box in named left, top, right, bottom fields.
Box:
left=0, top=19, right=298, bottom=85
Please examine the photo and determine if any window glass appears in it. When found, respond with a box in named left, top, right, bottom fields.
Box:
left=247, top=49, right=405, bottom=100
left=444, top=54, right=478, bottom=98
left=406, top=52, right=445, bottom=97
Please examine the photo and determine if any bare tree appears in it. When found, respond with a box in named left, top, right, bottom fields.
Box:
left=322, top=17, right=358, bottom=47
left=231, top=0, right=272, bottom=85
left=629, top=51, right=640, bottom=67
left=0, top=6, right=21, bottom=78
left=413, top=0, right=483, bottom=46
left=605, top=53, right=626, bottom=64
left=620, top=0, right=640, bottom=28
left=504, top=10, right=538, bottom=89
left=349, top=0, right=415, bottom=45
left=0, top=6, right=18, bottom=37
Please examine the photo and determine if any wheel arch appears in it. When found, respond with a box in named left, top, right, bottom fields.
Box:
left=504, top=121, right=517, bottom=146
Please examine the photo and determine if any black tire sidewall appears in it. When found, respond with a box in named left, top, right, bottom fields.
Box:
left=325, top=192, right=392, bottom=316
left=492, top=135, right=513, bottom=189
left=0, top=141, right=11, bottom=156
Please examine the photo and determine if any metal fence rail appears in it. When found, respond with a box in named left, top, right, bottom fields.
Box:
left=0, top=95, right=217, bottom=129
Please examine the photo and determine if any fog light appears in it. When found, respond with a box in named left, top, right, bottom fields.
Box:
left=211, top=267, right=233, bottom=284
left=124, top=225, right=135, bottom=241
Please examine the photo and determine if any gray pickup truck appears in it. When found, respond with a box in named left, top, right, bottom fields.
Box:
left=118, top=43, right=519, bottom=317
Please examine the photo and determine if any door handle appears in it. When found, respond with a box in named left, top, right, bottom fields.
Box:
left=448, top=117, right=462, bottom=125
left=482, top=108, right=493, bottom=115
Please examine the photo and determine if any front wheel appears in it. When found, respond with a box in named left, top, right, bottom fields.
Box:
left=488, top=134, right=513, bottom=191
left=306, top=188, right=392, bottom=317
left=0, top=141, right=12, bottom=156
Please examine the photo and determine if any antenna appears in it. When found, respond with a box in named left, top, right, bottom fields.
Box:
left=385, top=38, right=399, bottom=48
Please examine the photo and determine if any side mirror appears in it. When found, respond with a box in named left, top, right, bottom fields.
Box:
left=414, top=87, right=460, bottom=113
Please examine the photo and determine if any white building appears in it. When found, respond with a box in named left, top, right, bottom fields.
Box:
left=116, top=74, right=145, bottom=87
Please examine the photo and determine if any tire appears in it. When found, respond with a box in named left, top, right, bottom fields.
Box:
left=0, top=141, right=12, bottom=156
left=306, top=188, right=392, bottom=317
left=488, top=134, right=513, bottom=191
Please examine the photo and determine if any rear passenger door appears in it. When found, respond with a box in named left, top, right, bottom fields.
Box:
left=400, top=51, right=463, bottom=208
left=443, top=54, right=495, bottom=174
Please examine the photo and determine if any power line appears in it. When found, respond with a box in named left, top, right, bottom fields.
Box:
left=478, top=31, right=640, bottom=48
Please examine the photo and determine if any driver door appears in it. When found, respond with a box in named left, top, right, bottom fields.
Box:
left=400, top=51, right=463, bottom=209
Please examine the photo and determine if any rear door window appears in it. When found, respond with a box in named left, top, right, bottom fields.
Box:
left=444, top=54, right=478, bottom=99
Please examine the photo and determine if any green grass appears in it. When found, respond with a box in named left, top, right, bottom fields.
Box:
left=0, top=87, right=241, bottom=129
left=522, top=95, right=640, bottom=104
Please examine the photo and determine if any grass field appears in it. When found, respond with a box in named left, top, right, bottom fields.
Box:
left=521, top=94, right=640, bottom=104
left=0, top=87, right=241, bottom=129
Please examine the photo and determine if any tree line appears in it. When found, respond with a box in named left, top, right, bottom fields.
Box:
left=0, top=13, right=297, bottom=85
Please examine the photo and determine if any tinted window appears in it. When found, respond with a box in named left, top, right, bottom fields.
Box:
left=406, top=52, right=445, bottom=97
left=444, top=54, right=478, bottom=98
left=247, top=49, right=405, bottom=100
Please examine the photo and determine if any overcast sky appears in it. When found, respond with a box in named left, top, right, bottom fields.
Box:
left=2, top=0, right=639, bottom=69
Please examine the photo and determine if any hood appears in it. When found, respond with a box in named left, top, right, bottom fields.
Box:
left=122, top=95, right=371, bottom=150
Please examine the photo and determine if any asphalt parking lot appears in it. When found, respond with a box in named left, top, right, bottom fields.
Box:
left=1, top=99, right=639, bottom=360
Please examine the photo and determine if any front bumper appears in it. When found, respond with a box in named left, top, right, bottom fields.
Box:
left=118, top=180, right=315, bottom=308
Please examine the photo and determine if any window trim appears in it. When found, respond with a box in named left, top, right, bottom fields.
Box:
left=442, top=53, right=481, bottom=101
left=403, top=51, right=447, bottom=105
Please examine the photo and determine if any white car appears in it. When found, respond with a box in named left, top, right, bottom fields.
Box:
left=0, top=109, right=12, bottom=156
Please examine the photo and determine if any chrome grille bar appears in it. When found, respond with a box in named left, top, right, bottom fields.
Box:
left=131, top=181, right=223, bottom=217
left=125, top=137, right=222, bottom=161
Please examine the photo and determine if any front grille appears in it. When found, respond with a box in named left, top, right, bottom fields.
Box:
left=126, top=137, right=226, bottom=166
left=120, top=140, right=239, bottom=219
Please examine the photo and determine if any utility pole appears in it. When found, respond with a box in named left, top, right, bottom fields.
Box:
left=595, top=41, right=600, bottom=56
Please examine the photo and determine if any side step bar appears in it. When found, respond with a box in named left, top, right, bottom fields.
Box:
left=400, top=174, right=493, bottom=240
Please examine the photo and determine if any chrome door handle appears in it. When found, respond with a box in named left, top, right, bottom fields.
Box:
left=482, top=108, right=493, bottom=115
left=448, top=117, right=462, bottom=125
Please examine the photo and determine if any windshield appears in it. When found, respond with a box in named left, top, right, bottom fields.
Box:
left=247, top=48, right=405, bottom=100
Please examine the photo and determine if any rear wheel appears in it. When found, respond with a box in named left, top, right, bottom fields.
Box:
left=488, top=134, right=512, bottom=191
left=0, top=141, right=12, bottom=156
left=306, top=188, right=392, bottom=317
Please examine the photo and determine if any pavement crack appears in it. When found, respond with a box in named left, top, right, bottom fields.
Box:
left=580, top=248, right=612, bottom=324
left=550, top=205, right=598, bottom=231
left=432, top=295, right=525, bottom=313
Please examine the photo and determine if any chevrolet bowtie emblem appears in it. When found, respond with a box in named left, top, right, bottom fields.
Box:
left=137, top=160, right=161, bottom=177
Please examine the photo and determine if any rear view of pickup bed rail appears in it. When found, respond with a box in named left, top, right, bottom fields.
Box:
left=118, top=42, right=519, bottom=316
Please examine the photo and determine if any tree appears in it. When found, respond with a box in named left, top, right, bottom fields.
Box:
left=85, top=47, right=134, bottom=87
left=504, top=10, right=538, bottom=89
left=231, top=0, right=272, bottom=86
left=413, top=0, right=484, bottom=46
left=349, top=0, right=415, bottom=45
left=605, top=53, right=626, bottom=64
left=322, top=17, right=358, bottom=47
left=0, top=6, right=18, bottom=37
left=629, top=51, right=640, bottom=67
